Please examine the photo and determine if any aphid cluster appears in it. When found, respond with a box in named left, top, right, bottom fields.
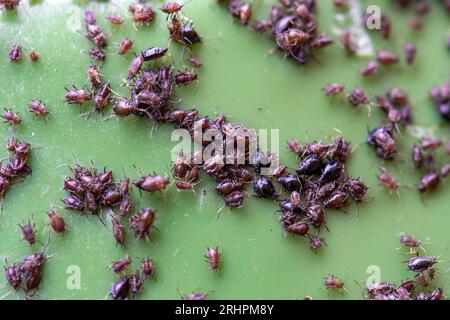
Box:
left=84, top=11, right=108, bottom=61
left=0, top=137, right=32, bottom=199
left=410, top=137, right=448, bottom=194
left=429, top=81, right=450, bottom=121
left=221, top=0, right=333, bottom=65
left=365, top=233, right=443, bottom=300
left=375, top=88, right=413, bottom=127
left=109, top=256, right=154, bottom=300
left=165, top=8, right=202, bottom=47
left=278, top=136, right=367, bottom=251
left=4, top=246, right=48, bottom=296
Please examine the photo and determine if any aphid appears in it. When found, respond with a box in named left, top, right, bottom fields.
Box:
left=399, top=234, right=421, bottom=248
left=404, top=43, right=417, bottom=65
left=252, top=19, right=272, bottom=33
left=111, top=215, right=126, bottom=246
left=342, top=178, right=368, bottom=202
left=94, top=82, right=111, bottom=111
left=306, top=203, right=326, bottom=229
left=0, top=176, right=10, bottom=197
left=418, top=172, right=440, bottom=193
left=141, top=47, right=168, bottom=61
left=202, top=154, right=224, bottom=174
left=175, top=181, right=194, bottom=191
left=311, top=35, right=334, bottom=48
left=89, top=48, right=106, bottom=61
left=309, top=235, right=326, bottom=252
left=62, top=195, right=84, bottom=211
left=415, top=0, right=430, bottom=15
left=182, top=291, right=208, bottom=300
left=85, top=191, right=99, bottom=214
left=4, top=261, right=21, bottom=290
left=367, top=126, right=397, bottom=160
left=29, top=51, right=39, bottom=62
left=188, top=55, right=203, bottom=68
left=347, top=87, right=369, bottom=107
left=29, top=100, right=49, bottom=117
left=128, top=55, right=144, bottom=79
left=416, top=272, right=429, bottom=287
left=320, top=162, right=342, bottom=183
left=286, top=221, right=309, bottom=236
left=110, top=276, right=130, bottom=300
left=87, top=65, right=102, bottom=88
left=48, top=210, right=66, bottom=234
left=84, top=10, right=96, bottom=25
left=296, top=155, right=323, bottom=175
left=224, top=190, right=245, bottom=207
left=360, top=61, right=379, bottom=76
left=411, top=145, right=424, bottom=169
left=9, top=43, right=22, bottom=62
left=175, top=71, right=198, bottom=86
left=205, top=247, right=221, bottom=271
left=101, top=188, right=122, bottom=207
left=377, top=50, right=399, bottom=65
left=323, top=84, right=345, bottom=97
left=6, top=136, right=18, bottom=152
left=408, top=19, right=423, bottom=32
left=110, top=256, right=131, bottom=274
left=236, top=3, right=252, bottom=25
left=106, top=13, right=124, bottom=25
left=129, top=3, right=156, bottom=24
left=134, top=175, right=169, bottom=193
left=180, top=24, right=202, bottom=45
left=323, top=191, right=348, bottom=209
left=440, top=163, right=450, bottom=178
left=2, top=109, right=22, bottom=126
left=340, top=30, right=358, bottom=55
left=19, top=220, right=36, bottom=246
left=129, top=272, right=143, bottom=295
left=428, top=288, right=444, bottom=301
left=64, top=87, right=91, bottom=105
left=379, top=13, right=391, bottom=39
left=420, top=137, right=442, bottom=152
left=277, top=174, right=301, bottom=193
left=324, top=275, right=345, bottom=290
left=141, top=257, right=155, bottom=278
left=160, top=2, right=183, bottom=14
left=378, top=169, right=399, bottom=190
left=118, top=37, right=133, bottom=55
left=407, top=256, right=437, bottom=273
left=253, top=176, right=277, bottom=199
left=290, top=191, right=301, bottom=207
left=129, top=208, right=156, bottom=239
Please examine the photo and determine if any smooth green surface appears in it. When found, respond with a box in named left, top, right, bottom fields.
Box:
left=0, top=0, right=449, bottom=300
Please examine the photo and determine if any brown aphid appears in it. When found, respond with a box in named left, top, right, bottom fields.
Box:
left=415, top=0, right=430, bottom=15
left=107, top=13, right=124, bottom=25
left=408, top=18, right=423, bottom=32
left=188, top=55, right=203, bottom=68
left=182, top=291, right=208, bottom=300
left=129, top=272, right=143, bottom=295
left=111, top=215, right=126, bottom=246
left=324, top=275, right=345, bottom=290
left=324, top=83, right=345, bottom=97
left=129, top=208, right=156, bottom=239
left=4, top=261, right=21, bottom=290
left=64, top=87, right=91, bottom=105
left=311, top=35, right=334, bottom=48
left=378, top=169, right=399, bottom=190
left=441, top=163, right=450, bottom=178
left=87, top=65, right=102, bottom=88
left=287, top=138, right=301, bottom=154
left=205, top=247, right=221, bottom=271
left=332, top=0, right=347, bottom=8
left=19, top=220, right=36, bottom=246
left=129, top=3, right=156, bottom=24
left=175, top=71, right=198, bottom=86
left=141, top=257, right=155, bottom=278
left=323, top=191, right=348, bottom=209
left=347, top=87, right=369, bottom=106
left=110, top=256, right=131, bottom=274
left=309, top=235, right=326, bottom=252
left=340, top=30, right=358, bottom=55
left=119, top=198, right=132, bottom=216
left=128, top=55, right=144, bottom=79
left=9, top=43, right=22, bottom=62
left=29, top=100, right=49, bottom=117
left=86, top=24, right=107, bottom=47
left=2, top=109, right=22, bottom=126
left=29, top=51, right=39, bottom=62
left=48, top=210, right=66, bottom=234
left=89, top=48, right=106, bottom=61
left=377, top=50, right=399, bottom=65
left=175, top=181, right=194, bottom=191
left=420, top=137, right=442, bottom=152
left=286, top=221, right=309, bottom=236
left=399, top=234, right=421, bottom=248
left=404, top=42, right=417, bottom=65
left=225, top=190, right=245, bottom=207
left=360, top=61, right=379, bottom=76
left=160, top=1, right=183, bottom=14
left=62, top=195, right=84, bottom=211
left=134, top=175, right=169, bottom=193
left=118, top=37, right=133, bottom=55
left=0, top=176, right=10, bottom=197
left=411, top=145, right=424, bottom=169
left=94, top=82, right=111, bottom=111
left=367, top=126, right=397, bottom=160
left=418, top=172, right=440, bottom=194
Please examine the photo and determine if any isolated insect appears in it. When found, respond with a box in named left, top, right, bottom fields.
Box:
left=2, top=109, right=22, bottom=126
left=175, top=71, right=198, bottom=86
left=188, top=55, right=203, bottom=68
left=64, top=87, right=91, bottom=105
left=347, top=87, right=369, bottom=107
left=399, top=234, right=421, bottom=248
left=160, top=2, right=183, bottom=14
left=106, top=13, right=124, bottom=25
left=118, top=37, right=133, bottom=55
left=324, top=275, right=345, bottom=290
left=134, top=175, right=169, bottom=193
left=377, top=50, right=399, bottom=65
left=111, top=215, right=126, bottom=246
left=110, top=276, right=130, bottom=300
left=407, top=256, right=437, bottom=273
left=9, top=43, right=22, bottom=62
left=378, top=169, right=399, bottom=190
left=205, top=247, right=221, bottom=271
left=129, top=208, right=156, bottom=239
left=141, top=257, right=155, bottom=278
left=360, top=61, right=379, bottom=76
left=29, top=100, right=49, bottom=117
left=29, top=51, right=39, bottom=62
left=89, top=48, right=106, bottom=61
left=48, top=210, right=66, bottom=234
left=110, top=256, right=131, bottom=274
left=404, top=43, right=417, bottom=65
left=418, top=172, right=440, bottom=194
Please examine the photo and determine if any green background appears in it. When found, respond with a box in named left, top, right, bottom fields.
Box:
left=0, top=0, right=449, bottom=300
